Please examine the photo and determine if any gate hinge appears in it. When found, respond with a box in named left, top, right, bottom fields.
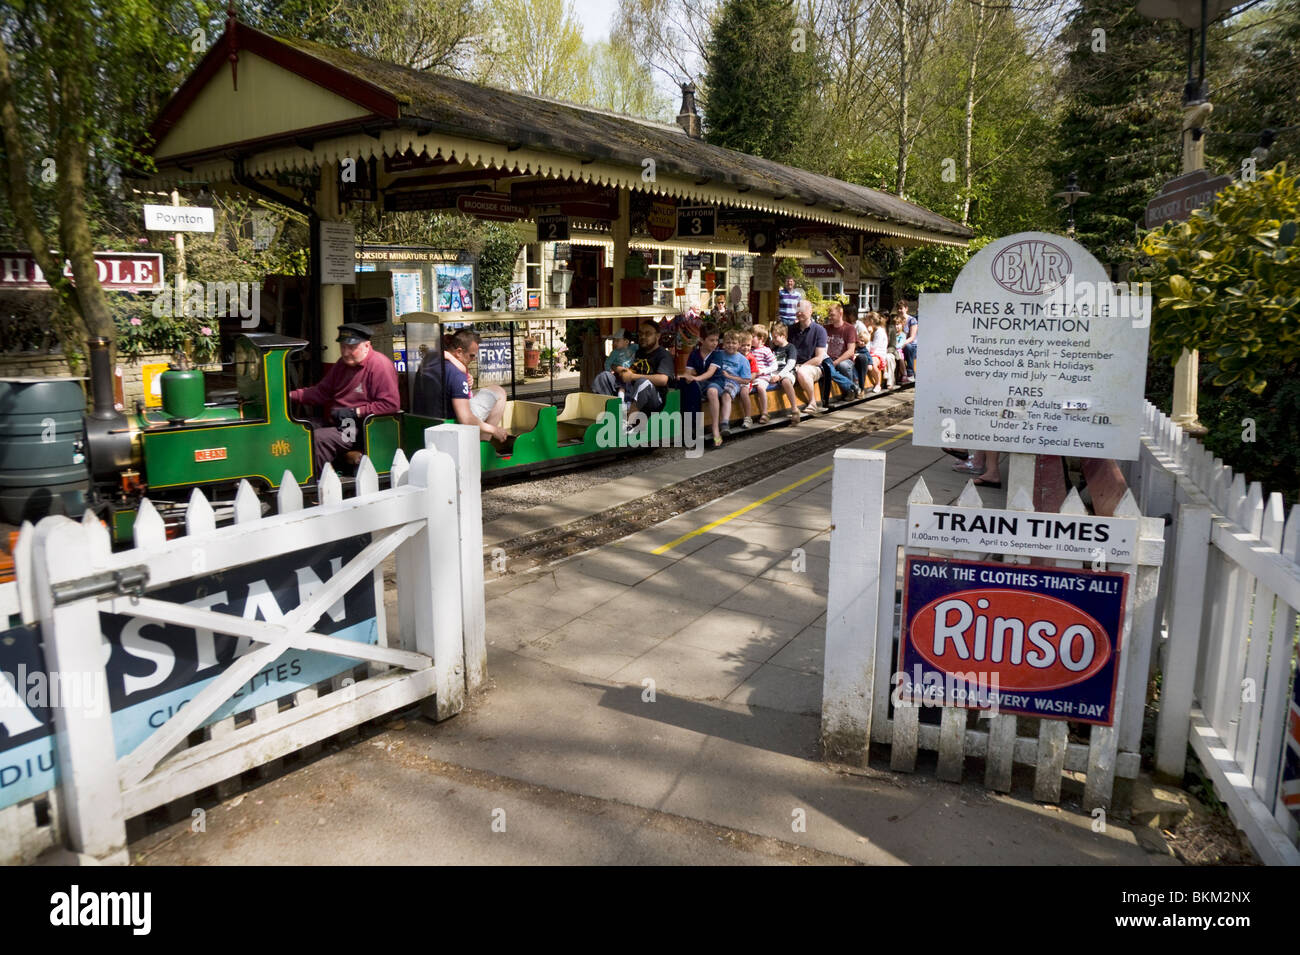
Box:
left=52, top=566, right=150, bottom=606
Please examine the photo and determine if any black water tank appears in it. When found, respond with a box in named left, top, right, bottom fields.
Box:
left=0, top=378, right=89, bottom=524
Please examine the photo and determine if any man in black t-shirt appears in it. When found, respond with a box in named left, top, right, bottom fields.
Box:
left=592, top=320, right=675, bottom=413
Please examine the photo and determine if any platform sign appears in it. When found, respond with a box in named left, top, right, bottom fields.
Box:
left=677, top=205, right=716, bottom=238
left=899, top=556, right=1127, bottom=724
left=0, top=538, right=378, bottom=810
left=537, top=214, right=569, bottom=242
left=143, top=204, right=214, bottom=233
left=915, top=232, right=1151, bottom=460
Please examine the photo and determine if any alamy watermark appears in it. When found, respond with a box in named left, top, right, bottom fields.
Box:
left=152, top=276, right=260, bottom=329
left=594, top=409, right=705, bottom=459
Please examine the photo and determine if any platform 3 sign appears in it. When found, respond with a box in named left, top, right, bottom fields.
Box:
left=0, top=537, right=378, bottom=810
left=899, top=557, right=1127, bottom=724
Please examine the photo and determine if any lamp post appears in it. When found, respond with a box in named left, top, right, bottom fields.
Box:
left=1054, top=172, right=1089, bottom=238
left=1136, top=0, right=1237, bottom=436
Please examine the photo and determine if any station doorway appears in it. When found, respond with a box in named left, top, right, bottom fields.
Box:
left=566, top=246, right=608, bottom=309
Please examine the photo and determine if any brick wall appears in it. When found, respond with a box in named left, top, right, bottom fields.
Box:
left=0, top=351, right=219, bottom=411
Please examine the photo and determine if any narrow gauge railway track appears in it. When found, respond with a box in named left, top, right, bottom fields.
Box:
left=488, top=393, right=915, bottom=568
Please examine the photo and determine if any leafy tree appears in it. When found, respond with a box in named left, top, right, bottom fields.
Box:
left=1134, top=164, right=1299, bottom=394
left=1050, top=0, right=1188, bottom=264
left=0, top=1, right=215, bottom=365
left=700, top=0, right=822, bottom=162
left=476, top=0, right=590, bottom=99
left=1137, top=166, right=1300, bottom=503
left=587, top=38, right=671, bottom=120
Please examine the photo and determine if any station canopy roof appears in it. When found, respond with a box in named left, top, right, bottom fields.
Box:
left=145, top=20, right=973, bottom=249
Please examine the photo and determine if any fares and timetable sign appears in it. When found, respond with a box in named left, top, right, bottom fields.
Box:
left=908, top=504, right=1138, bottom=563
left=899, top=557, right=1128, bottom=724
left=0, top=251, right=164, bottom=291
left=0, top=538, right=379, bottom=809
left=914, top=232, right=1151, bottom=460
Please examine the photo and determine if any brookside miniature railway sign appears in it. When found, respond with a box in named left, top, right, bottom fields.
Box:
left=909, top=504, right=1139, bottom=564
left=898, top=556, right=1128, bottom=724
left=1144, top=169, right=1233, bottom=230
left=915, top=232, right=1151, bottom=460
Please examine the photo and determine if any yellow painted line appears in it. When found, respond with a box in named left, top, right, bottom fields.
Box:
left=650, top=427, right=914, bottom=554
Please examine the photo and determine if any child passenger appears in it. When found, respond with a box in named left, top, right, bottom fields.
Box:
left=703, top=330, right=751, bottom=446
left=767, top=323, right=802, bottom=424
left=604, top=330, right=637, bottom=372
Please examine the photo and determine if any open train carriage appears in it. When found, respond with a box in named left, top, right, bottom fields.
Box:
left=400, top=309, right=678, bottom=479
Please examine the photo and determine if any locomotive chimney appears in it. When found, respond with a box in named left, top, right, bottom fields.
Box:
left=88, top=337, right=118, bottom=420
left=676, top=83, right=701, bottom=139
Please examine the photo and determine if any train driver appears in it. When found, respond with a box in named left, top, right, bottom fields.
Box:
left=290, top=322, right=400, bottom=473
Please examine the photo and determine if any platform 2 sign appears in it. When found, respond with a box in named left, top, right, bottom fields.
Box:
left=899, top=557, right=1127, bottom=725
left=0, top=537, right=378, bottom=810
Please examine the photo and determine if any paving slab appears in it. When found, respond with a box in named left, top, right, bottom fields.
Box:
left=663, top=606, right=804, bottom=662
left=726, top=662, right=822, bottom=715
left=607, top=640, right=763, bottom=701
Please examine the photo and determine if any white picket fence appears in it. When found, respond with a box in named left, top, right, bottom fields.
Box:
left=820, top=451, right=1164, bottom=810
left=1129, top=401, right=1300, bottom=866
left=0, top=423, right=486, bottom=865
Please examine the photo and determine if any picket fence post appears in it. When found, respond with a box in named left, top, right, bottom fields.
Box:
left=32, top=515, right=127, bottom=864
left=425, top=423, right=487, bottom=695
left=820, top=449, right=886, bottom=764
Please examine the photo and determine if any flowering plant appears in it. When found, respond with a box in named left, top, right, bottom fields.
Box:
left=115, top=308, right=220, bottom=365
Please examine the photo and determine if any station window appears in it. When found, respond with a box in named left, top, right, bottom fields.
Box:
left=645, top=249, right=676, bottom=307
left=860, top=281, right=881, bottom=312
left=820, top=280, right=843, bottom=299
left=525, top=244, right=543, bottom=309
left=700, top=252, right=727, bottom=298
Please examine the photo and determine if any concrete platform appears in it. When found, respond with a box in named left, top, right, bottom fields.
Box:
left=131, top=406, right=1167, bottom=866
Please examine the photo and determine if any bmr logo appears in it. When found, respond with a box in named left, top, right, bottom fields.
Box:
left=912, top=588, right=1112, bottom=691
left=991, top=240, right=1071, bottom=295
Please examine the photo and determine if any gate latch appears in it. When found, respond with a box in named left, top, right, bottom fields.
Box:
left=52, top=566, right=150, bottom=606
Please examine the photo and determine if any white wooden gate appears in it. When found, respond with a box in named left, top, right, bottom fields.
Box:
left=821, top=449, right=1165, bottom=810
left=0, top=425, right=485, bottom=864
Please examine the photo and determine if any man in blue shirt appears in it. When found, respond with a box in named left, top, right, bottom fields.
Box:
left=787, top=301, right=828, bottom=414
left=777, top=276, right=803, bottom=326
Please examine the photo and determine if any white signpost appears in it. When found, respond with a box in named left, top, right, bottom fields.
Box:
left=143, top=204, right=214, bottom=232
left=914, top=232, right=1151, bottom=461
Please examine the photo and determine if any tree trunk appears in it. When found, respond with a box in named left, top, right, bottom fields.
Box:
left=895, top=0, right=910, bottom=197
left=960, top=2, right=986, bottom=226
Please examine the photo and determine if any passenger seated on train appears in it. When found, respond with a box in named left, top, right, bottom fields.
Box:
left=290, top=322, right=400, bottom=473
left=604, top=330, right=638, bottom=372
left=427, top=328, right=509, bottom=445
left=591, top=320, right=675, bottom=414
